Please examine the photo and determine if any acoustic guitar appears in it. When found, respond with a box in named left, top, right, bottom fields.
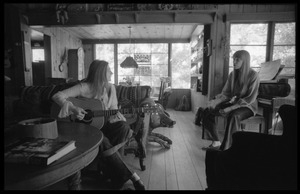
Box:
left=51, top=97, right=157, bottom=130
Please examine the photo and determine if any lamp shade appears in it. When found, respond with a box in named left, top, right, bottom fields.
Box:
left=120, top=56, right=138, bottom=68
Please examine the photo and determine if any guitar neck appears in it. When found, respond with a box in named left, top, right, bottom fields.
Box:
left=93, top=107, right=145, bottom=117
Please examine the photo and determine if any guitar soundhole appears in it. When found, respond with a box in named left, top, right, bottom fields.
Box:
left=72, top=109, right=93, bottom=125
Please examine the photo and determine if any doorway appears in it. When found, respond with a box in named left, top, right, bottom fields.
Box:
left=31, top=29, right=45, bottom=86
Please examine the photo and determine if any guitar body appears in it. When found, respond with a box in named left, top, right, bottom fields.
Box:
left=51, top=97, right=105, bottom=130
left=51, top=97, right=157, bottom=130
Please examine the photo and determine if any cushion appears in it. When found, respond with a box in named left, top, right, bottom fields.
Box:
left=20, top=85, right=56, bottom=105
left=115, top=85, right=142, bottom=107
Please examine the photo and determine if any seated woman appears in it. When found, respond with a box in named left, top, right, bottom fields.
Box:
left=201, top=50, right=260, bottom=150
left=52, top=60, right=145, bottom=190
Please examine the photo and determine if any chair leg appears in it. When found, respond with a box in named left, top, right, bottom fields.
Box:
left=241, top=123, right=245, bottom=131
left=138, top=113, right=151, bottom=171
left=136, top=138, right=146, bottom=171
left=67, top=171, right=81, bottom=190
left=139, top=158, right=145, bottom=171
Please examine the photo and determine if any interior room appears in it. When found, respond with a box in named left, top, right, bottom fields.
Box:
left=4, top=3, right=297, bottom=190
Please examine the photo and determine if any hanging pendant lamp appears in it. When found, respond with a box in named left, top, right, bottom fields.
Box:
left=120, top=26, right=138, bottom=68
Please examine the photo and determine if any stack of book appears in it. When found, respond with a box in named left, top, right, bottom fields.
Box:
left=4, top=137, right=76, bottom=166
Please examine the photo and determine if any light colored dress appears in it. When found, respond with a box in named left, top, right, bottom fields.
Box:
left=216, top=68, right=260, bottom=115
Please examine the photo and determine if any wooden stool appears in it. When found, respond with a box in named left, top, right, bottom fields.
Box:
left=240, top=115, right=266, bottom=133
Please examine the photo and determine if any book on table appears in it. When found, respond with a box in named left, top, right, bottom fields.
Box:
left=4, top=137, right=76, bottom=166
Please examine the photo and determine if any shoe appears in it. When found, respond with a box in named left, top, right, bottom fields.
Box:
left=202, top=144, right=220, bottom=151
left=133, top=179, right=146, bottom=190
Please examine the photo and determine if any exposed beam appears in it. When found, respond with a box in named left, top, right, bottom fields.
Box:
left=226, top=12, right=295, bottom=22
left=191, top=25, right=204, bottom=37
left=25, top=10, right=215, bottom=27
left=82, top=38, right=190, bottom=44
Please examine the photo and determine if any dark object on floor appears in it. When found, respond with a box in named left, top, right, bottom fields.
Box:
left=195, top=107, right=204, bottom=126
left=133, top=180, right=146, bottom=190
left=205, top=104, right=297, bottom=190
left=175, top=95, right=191, bottom=111
left=147, top=102, right=175, bottom=148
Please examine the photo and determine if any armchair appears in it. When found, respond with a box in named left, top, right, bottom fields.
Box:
left=205, top=104, right=297, bottom=190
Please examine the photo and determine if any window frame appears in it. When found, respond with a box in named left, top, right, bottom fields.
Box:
left=228, top=21, right=295, bottom=76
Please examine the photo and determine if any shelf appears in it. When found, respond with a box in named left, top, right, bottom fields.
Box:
left=191, top=55, right=203, bottom=63
left=190, top=30, right=205, bottom=97
left=191, top=62, right=198, bottom=68
left=191, top=40, right=203, bottom=53
left=191, top=74, right=202, bottom=78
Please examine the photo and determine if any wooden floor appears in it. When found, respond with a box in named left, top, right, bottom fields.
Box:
left=46, top=109, right=210, bottom=190
left=47, top=109, right=280, bottom=190
left=122, top=109, right=210, bottom=190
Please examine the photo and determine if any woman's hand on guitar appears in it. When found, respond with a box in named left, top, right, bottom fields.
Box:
left=72, top=106, right=87, bottom=120
left=109, top=111, right=126, bottom=123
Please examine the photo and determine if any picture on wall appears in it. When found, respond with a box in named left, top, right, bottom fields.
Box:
left=134, top=54, right=151, bottom=63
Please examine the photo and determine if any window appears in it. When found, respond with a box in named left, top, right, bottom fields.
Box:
left=171, top=43, right=191, bottom=88
left=273, top=23, right=295, bottom=75
left=229, top=23, right=268, bottom=73
left=32, top=48, right=45, bottom=62
left=229, top=22, right=295, bottom=76
left=95, top=43, right=191, bottom=90
left=95, top=44, right=115, bottom=84
left=117, top=43, right=168, bottom=89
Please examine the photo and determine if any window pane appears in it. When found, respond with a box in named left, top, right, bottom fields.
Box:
left=229, top=46, right=266, bottom=72
left=118, top=44, right=131, bottom=54
left=151, top=53, right=168, bottom=95
left=152, top=54, right=168, bottom=76
left=273, top=22, right=295, bottom=76
left=117, top=43, right=168, bottom=87
left=151, top=43, right=168, bottom=53
left=230, top=24, right=268, bottom=45
left=171, top=43, right=191, bottom=88
left=273, top=46, right=295, bottom=75
left=134, top=44, right=151, bottom=53
left=274, top=23, right=295, bottom=45
left=95, top=44, right=115, bottom=83
left=32, top=49, right=44, bottom=62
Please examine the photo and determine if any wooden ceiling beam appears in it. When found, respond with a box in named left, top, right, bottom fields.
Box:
left=25, top=11, right=215, bottom=27
left=82, top=38, right=190, bottom=44
left=226, top=12, right=295, bottom=22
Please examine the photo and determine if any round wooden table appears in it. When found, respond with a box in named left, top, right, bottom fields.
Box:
left=4, top=121, right=103, bottom=190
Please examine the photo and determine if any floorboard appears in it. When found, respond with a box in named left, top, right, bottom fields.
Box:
left=45, top=109, right=214, bottom=190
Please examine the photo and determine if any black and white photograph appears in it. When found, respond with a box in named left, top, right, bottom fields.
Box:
left=4, top=3, right=297, bottom=190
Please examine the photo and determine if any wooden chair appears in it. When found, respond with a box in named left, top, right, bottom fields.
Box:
left=216, top=114, right=266, bottom=134
left=240, top=115, right=266, bottom=133
left=155, top=77, right=171, bottom=109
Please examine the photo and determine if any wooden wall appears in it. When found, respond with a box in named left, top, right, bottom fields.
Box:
left=82, top=44, right=94, bottom=78
left=226, top=4, right=295, bottom=13
left=35, top=27, right=82, bottom=79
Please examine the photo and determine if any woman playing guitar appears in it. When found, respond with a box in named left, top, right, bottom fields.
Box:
left=52, top=60, right=145, bottom=190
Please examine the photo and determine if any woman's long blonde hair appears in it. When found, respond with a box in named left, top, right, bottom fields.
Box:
left=232, top=50, right=251, bottom=96
left=84, top=60, right=109, bottom=97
